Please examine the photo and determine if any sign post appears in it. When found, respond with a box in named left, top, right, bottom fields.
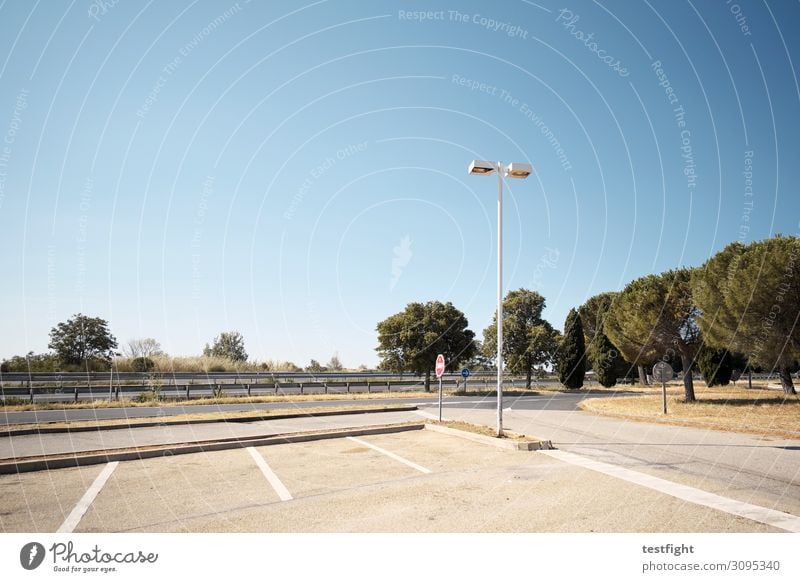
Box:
left=436, top=354, right=445, bottom=421
left=652, top=361, right=673, bottom=415
left=461, top=368, right=470, bottom=393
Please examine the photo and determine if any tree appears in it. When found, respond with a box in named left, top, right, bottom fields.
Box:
left=306, top=359, right=326, bottom=373
left=376, top=301, right=477, bottom=391
left=558, top=308, right=586, bottom=388
left=203, top=331, right=248, bottom=362
left=580, top=292, right=617, bottom=356
left=695, top=346, right=733, bottom=387
left=692, top=236, right=800, bottom=394
left=48, top=314, right=118, bottom=367
left=580, top=292, right=634, bottom=387
left=605, top=269, right=700, bottom=402
left=592, top=328, right=625, bottom=388
left=124, top=338, right=165, bottom=359
left=482, top=289, right=559, bottom=388
left=327, top=352, right=343, bottom=371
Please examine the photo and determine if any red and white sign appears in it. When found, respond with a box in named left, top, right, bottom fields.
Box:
left=435, top=354, right=445, bottom=378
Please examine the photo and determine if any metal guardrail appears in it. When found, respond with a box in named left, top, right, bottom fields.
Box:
left=0, top=375, right=565, bottom=404
left=0, top=370, right=507, bottom=382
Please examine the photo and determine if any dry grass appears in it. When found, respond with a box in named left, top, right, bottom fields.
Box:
left=113, top=355, right=299, bottom=373
left=2, top=404, right=412, bottom=433
left=0, top=390, right=438, bottom=412
left=429, top=419, right=530, bottom=441
left=580, top=383, right=800, bottom=440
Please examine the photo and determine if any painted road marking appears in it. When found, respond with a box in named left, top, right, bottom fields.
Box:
left=542, top=449, right=800, bottom=533
left=413, top=410, right=441, bottom=421
left=57, top=462, right=118, bottom=533
left=247, top=447, right=293, bottom=501
left=346, top=437, right=432, bottom=474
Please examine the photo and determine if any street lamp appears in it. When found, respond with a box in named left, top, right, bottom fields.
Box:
left=468, top=160, right=533, bottom=437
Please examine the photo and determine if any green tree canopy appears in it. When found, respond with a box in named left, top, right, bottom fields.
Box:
left=558, top=308, right=586, bottom=389
left=695, top=346, right=734, bottom=387
left=605, top=269, right=700, bottom=402
left=580, top=292, right=634, bottom=387
left=482, top=289, right=559, bottom=388
left=0, top=352, right=61, bottom=373
left=376, top=301, right=477, bottom=391
left=203, top=331, right=248, bottom=362
left=691, top=236, right=800, bottom=394
left=48, top=314, right=118, bottom=367
left=579, top=292, right=618, bottom=357
left=591, top=327, right=629, bottom=388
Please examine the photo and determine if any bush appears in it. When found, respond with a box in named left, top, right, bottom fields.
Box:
left=131, top=357, right=155, bottom=372
left=696, top=346, right=733, bottom=387
left=112, top=355, right=299, bottom=373
left=1, top=352, right=61, bottom=373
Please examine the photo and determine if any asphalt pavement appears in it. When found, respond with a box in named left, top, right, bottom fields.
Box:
left=0, top=390, right=630, bottom=425
left=422, top=399, right=800, bottom=518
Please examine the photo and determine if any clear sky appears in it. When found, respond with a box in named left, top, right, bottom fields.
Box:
left=0, top=0, right=798, bottom=367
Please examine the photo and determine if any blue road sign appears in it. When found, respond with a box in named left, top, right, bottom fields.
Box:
left=461, top=368, right=470, bottom=379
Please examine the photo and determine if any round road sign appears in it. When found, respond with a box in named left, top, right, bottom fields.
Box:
left=461, top=368, right=470, bottom=379
left=652, top=361, right=674, bottom=382
left=435, top=354, right=445, bottom=378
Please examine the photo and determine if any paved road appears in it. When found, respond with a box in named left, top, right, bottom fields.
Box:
left=0, top=396, right=433, bottom=425
left=0, top=410, right=423, bottom=460
left=423, top=399, right=800, bottom=518
left=2, top=391, right=798, bottom=534
left=2, top=427, right=776, bottom=534
left=0, top=390, right=629, bottom=425
left=5, top=390, right=796, bottom=524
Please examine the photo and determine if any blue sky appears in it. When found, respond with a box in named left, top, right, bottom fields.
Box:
left=0, top=0, right=798, bottom=367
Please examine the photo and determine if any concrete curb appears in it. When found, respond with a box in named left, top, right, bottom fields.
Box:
left=0, top=422, right=425, bottom=475
left=0, top=405, right=419, bottom=437
left=424, top=423, right=554, bottom=451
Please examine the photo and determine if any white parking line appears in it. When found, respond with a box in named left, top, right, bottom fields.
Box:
left=57, top=462, right=118, bottom=533
left=413, top=410, right=441, bottom=421
left=346, top=437, right=432, bottom=474
left=542, top=449, right=800, bottom=533
left=247, top=447, right=293, bottom=501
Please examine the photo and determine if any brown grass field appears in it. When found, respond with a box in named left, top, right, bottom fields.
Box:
left=580, top=382, right=800, bottom=440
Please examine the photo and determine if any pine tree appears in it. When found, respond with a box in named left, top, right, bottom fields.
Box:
left=696, top=346, right=733, bottom=387
left=692, top=236, right=800, bottom=395
left=558, top=308, right=586, bottom=389
left=592, top=329, right=620, bottom=388
left=604, top=269, right=700, bottom=402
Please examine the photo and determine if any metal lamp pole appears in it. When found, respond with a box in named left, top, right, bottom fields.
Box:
left=496, top=166, right=504, bottom=438
left=468, top=160, right=533, bottom=438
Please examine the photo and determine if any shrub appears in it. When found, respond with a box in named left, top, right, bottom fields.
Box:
left=131, top=357, right=155, bottom=372
left=1, top=352, right=62, bottom=373
left=696, top=346, right=733, bottom=387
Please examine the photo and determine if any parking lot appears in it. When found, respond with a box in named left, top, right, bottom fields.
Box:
left=0, top=428, right=779, bottom=533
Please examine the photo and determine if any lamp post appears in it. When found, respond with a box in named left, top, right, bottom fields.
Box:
left=468, top=160, right=533, bottom=437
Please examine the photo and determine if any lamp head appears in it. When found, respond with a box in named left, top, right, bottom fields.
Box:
left=468, top=160, right=497, bottom=175
left=504, top=163, right=533, bottom=179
